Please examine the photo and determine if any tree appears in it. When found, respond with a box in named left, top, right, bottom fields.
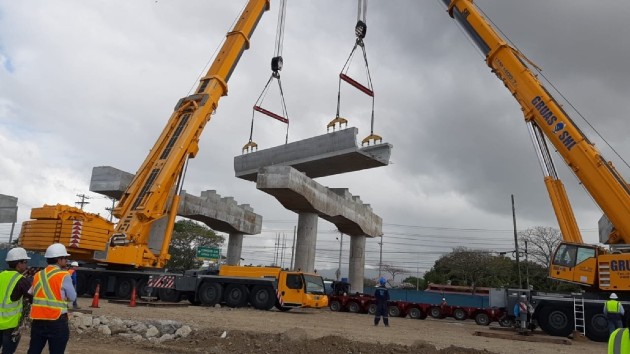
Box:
left=518, top=226, right=562, bottom=266
left=424, top=247, right=515, bottom=288
left=401, top=276, right=426, bottom=290
left=364, top=278, right=377, bottom=288
left=166, top=219, right=224, bottom=271
left=381, top=264, right=407, bottom=284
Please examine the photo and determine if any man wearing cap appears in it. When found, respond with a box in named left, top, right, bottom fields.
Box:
left=513, top=294, right=533, bottom=335
left=27, top=243, right=76, bottom=354
left=604, top=293, right=625, bottom=336
left=0, top=247, right=32, bottom=354
left=373, top=277, right=390, bottom=327
left=67, top=262, right=79, bottom=310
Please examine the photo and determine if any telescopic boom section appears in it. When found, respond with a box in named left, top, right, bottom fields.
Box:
left=105, top=0, right=270, bottom=268
left=444, top=0, right=630, bottom=246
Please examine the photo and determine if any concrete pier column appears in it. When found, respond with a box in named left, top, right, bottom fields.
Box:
left=348, top=235, right=366, bottom=293
left=294, top=212, right=318, bottom=273
left=226, top=232, right=244, bottom=265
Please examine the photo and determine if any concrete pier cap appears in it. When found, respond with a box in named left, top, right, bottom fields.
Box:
left=256, top=165, right=382, bottom=238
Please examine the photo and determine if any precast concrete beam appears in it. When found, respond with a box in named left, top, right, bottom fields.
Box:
left=178, top=190, right=262, bottom=235
left=89, top=166, right=262, bottom=235
left=256, top=165, right=382, bottom=238
left=234, top=127, right=392, bottom=181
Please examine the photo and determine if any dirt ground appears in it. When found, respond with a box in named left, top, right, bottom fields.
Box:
left=12, top=297, right=606, bottom=354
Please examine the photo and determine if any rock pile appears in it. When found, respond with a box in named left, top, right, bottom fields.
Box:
left=70, top=312, right=193, bottom=343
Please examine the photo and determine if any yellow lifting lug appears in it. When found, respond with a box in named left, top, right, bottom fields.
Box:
left=327, top=116, right=348, bottom=132
left=242, top=140, right=258, bottom=154
left=361, top=133, right=382, bottom=146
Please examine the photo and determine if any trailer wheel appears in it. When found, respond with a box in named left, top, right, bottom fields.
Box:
left=408, top=307, right=422, bottom=319
left=537, top=306, right=572, bottom=337
left=584, top=312, right=608, bottom=342
left=388, top=305, right=401, bottom=317
left=348, top=302, right=360, bottom=313
left=498, top=315, right=513, bottom=327
left=453, top=308, right=467, bottom=321
left=224, top=284, right=248, bottom=308
left=330, top=300, right=342, bottom=312
left=198, top=282, right=223, bottom=306
left=429, top=306, right=443, bottom=319
left=158, top=288, right=182, bottom=303
left=249, top=286, right=275, bottom=310
left=368, top=304, right=376, bottom=315
left=474, top=312, right=490, bottom=326
left=114, top=277, right=135, bottom=299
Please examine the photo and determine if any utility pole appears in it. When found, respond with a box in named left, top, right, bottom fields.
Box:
left=511, top=194, right=522, bottom=289
left=525, top=240, right=530, bottom=290
left=378, top=234, right=384, bottom=278
left=280, top=233, right=286, bottom=268
left=75, top=194, right=91, bottom=210
left=104, top=197, right=117, bottom=222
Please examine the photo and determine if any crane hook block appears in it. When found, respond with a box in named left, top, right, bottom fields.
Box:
left=271, top=56, right=283, bottom=73
left=355, top=20, right=367, bottom=39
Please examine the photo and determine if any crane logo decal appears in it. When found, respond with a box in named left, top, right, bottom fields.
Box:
left=531, top=96, right=577, bottom=151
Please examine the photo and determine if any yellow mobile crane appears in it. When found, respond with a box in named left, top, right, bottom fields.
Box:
left=18, top=0, right=327, bottom=311
left=444, top=0, right=630, bottom=341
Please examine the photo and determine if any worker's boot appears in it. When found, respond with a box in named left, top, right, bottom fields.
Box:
left=383, top=318, right=389, bottom=327
left=374, top=317, right=380, bottom=326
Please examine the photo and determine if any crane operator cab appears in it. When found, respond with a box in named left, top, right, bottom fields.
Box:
left=550, top=243, right=598, bottom=287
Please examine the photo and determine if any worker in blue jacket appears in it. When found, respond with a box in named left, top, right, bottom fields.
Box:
left=374, top=277, right=390, bottom=327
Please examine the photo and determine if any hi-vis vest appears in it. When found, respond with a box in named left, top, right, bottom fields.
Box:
left=609, top=328, right=630, bottom=354
left=0, top=270, right=23, bottom=329
left=607, top=300, right=622, bottom=314
left=30, top=266, right=69, bottom=320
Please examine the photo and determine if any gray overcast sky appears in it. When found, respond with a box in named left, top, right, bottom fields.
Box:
left=1, top=1, right=629, bottom=279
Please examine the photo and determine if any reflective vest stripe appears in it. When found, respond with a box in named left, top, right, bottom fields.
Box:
left=39, top=269, right=62, bottom=301
left=613, top=330, right=623, bottom=354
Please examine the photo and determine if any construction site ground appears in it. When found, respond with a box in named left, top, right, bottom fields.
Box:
left=14, top=298, right=606, bottom=354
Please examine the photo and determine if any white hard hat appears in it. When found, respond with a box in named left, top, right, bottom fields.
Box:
left=610, top=293, right=619, bottom=299
left=70, top=261, right=79, bottom=267
left=44, top=243, right=70, bottom=259
left=6, top=248, right=31, bottom=262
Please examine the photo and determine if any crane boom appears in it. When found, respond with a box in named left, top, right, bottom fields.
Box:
left=19, top=0, right=270, bottom=269
left=444, top=0, right=630, bottom=289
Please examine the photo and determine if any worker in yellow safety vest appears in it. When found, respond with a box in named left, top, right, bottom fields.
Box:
left=0, top=248, right=32, bottom=354
left=609, top=327, right=630, bottom=354
left=604, top=293, right=625, bottom=335
left=27, top=243, right=76, bottom=354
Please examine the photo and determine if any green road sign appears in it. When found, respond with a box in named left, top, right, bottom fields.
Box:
left=196, top=246, right=220, bottom=259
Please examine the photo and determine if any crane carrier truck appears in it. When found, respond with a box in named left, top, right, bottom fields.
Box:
left=17, top=0, right=327, bottom=311
left=444, top=0, right=630, bottom=341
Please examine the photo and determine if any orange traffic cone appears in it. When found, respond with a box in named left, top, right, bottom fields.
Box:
left=90, top=283, right=100, bottom=308
left=129, top=285, right=137, bottom=307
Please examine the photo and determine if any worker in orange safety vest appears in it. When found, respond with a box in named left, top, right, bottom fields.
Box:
left=27, top=243, right=76, bottom=354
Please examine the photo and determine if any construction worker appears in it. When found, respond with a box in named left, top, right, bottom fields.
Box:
left=67, top=262, right=79, bottom=310
left=0, top=248, right=32, bottom=354
left=27, top=243, right=76, bottom=354
left=609, top=327, right=630, bottom=354
left=373, top=277, right=389, bottom=327
left=604, top=293, right=625, bottom=335
left=513, top=294, right=533, bottom=335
